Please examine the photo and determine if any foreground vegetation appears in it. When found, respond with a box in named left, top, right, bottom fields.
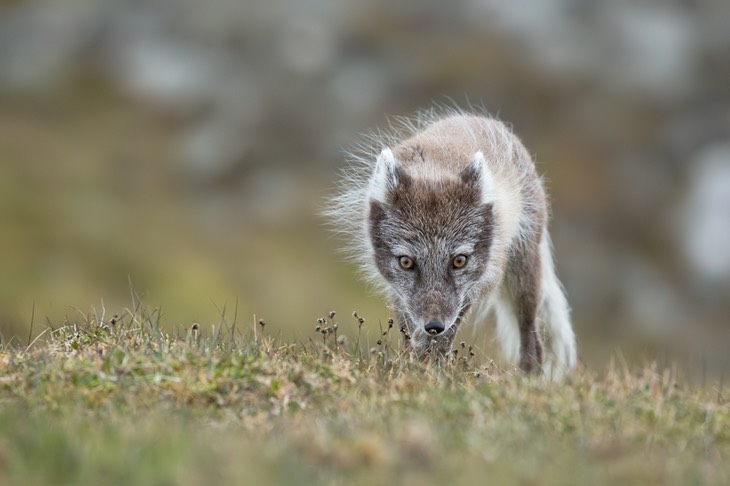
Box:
left=0, top=304, right=728, bottom=485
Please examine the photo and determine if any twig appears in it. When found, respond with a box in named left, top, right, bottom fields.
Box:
left=27, top=300, right=35, bottom=346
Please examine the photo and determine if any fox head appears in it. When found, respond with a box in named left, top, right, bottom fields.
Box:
left=366, top=148, right=497, bottom=354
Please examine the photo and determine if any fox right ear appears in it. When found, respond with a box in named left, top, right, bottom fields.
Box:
left=460, top=151, right=496, bottom=205
left=367, top=148, right=410, bottom=203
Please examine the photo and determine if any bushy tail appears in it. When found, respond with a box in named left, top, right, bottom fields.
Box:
left=538, top=232, right=577, bottom=379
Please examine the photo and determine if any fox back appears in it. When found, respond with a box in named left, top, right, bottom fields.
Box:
left=328, top=109, right=577, bottom=377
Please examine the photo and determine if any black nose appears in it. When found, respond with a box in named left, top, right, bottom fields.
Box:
left=424, top=320, right=445, bottom=335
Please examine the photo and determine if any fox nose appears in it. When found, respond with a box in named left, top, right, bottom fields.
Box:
left=424, top=320, right=445, bottom=335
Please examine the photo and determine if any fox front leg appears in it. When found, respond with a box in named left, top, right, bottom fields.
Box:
left=506, top=241, right=544, bottom=374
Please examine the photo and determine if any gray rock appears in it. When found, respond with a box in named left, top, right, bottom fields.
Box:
left=0, top=4, right=98, bottom=92
left=680, top=142, right=730, bottom=284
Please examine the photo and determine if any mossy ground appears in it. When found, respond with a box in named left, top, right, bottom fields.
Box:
left=0, top=304, right=728, bottom=485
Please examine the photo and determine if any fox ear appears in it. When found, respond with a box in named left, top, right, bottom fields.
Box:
left=460, top=151, right=495, bottom=204
left=367, top=148, right=410, bottom=203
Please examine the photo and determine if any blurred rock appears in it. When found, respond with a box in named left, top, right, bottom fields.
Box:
left=680, top=142, right=730, bottom=285
left=0, top=4, right=98, bottom=92
left=104, top=36, right=225, bottom=115
left=598, top=4, right=698, bottom=100
left=469, top=1, right=699, bottom=101
left=178, top=117, right=251, bottom=185
left=277, top=19, right=336, bottom=78
left=619, top=256, right=688, bottom=336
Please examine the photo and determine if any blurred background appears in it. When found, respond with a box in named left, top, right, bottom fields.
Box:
left=1, top=0, right=729, bottom=365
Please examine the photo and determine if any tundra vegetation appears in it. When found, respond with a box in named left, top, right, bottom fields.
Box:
left=0, top=300, right=728, bottom=485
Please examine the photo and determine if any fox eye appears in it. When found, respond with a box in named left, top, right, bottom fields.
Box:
left=452, top=255, right=468, bottom=269
left=398, top=256, right=415, bottom=270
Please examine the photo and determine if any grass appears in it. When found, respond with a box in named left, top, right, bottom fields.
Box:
left=0, top=303, right=728, bottom=486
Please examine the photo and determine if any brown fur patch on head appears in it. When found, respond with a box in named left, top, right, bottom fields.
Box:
left=368, top=173, right=494, bottom=281
left=388, top=176, right=492, bottom=245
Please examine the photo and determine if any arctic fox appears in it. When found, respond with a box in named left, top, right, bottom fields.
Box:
left=329, top=109, right=577, bottom=377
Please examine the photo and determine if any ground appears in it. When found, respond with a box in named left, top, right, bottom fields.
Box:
left=0, top=304, right=728, bottom=485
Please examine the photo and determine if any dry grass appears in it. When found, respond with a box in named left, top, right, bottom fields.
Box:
left=0, top=302, right=728, bottom=485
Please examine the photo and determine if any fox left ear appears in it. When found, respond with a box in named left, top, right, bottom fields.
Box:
left=367, top=148, right=410, bottom=204
left=460, top=151, right=495, bottom=205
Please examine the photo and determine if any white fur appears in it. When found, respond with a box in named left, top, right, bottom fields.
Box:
left=469, top=151, right=496, bottom=205
left=492, top=287, right=521, bottom=364
left=537, top=232, right=577, bottom=379
left=367, top=148, right=399, bottom=204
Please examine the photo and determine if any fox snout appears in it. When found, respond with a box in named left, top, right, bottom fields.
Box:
left=424, top=320, right=446, bottom=335
left=392, top=289, right=463, bottom=348
left=412, top=292, right=461, bottom=337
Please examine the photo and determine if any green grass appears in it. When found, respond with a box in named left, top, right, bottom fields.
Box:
left=0, top=305, right=728, bottom=486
